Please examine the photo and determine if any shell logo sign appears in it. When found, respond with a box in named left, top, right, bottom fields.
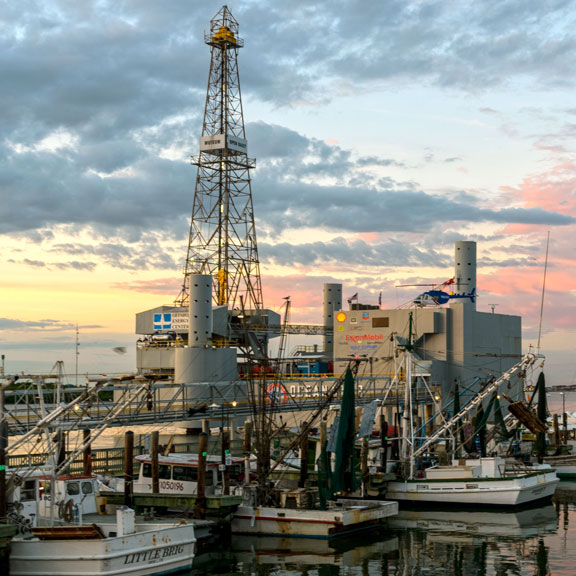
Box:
left=336, top=312, right=347, bottom=322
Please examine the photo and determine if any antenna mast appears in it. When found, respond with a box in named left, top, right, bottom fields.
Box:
left=536, top=231, right=550, bottom=353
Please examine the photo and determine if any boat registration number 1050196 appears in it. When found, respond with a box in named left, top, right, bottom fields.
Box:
left=160, top=480, right=185, bottom=491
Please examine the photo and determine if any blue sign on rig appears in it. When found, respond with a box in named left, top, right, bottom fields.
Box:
left=153, top=313, right=172, bottom=331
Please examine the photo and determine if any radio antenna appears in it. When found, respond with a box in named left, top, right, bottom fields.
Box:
left=536, top=231, right=550, bottom=354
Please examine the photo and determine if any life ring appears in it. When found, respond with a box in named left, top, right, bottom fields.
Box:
left=266, top=383, right=288, bottom=404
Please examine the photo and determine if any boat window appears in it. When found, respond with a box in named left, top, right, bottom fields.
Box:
left=20, top=479, right=37, bottom=502
left=67, top=482, right=80, bottom=496
left=173, top=466, right=197, bottom=482
left=228, top=464, right=242, bottom=481
left=81, top=481, right=94, bottom=495
left=142, top=463, right=172, bottom=479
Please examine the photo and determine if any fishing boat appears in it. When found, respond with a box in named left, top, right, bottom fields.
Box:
left=230, top=364, right=398, bottom=538
left=133, top=452, right=247, bottom=495
left=381, top=337, right=559, bottom=507
left=1, top=377, right=197, bottom=575
left=9, top=507, right=196, bottom=576
left=231, top=492, right=397, bottom=539
left=385, top=456, right=558, bottom=507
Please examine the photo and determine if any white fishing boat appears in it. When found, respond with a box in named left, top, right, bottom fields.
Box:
left=231, top=491, right=397, bottom=539
left=9, top=507, right=195, bottom=576
left=133, top=452, right=247, bottom=495
left=231, top=365, right=398, bottom=539
left=1, top=375, right=197, bottom=575
left=380, top=341, right=559, bottom=507
left=385, top=457, right=558, bottom=506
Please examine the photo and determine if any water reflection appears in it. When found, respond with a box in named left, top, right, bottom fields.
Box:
left=192, top=484, right=576, bottom=576
left=389, top=504, right=557, bottom=576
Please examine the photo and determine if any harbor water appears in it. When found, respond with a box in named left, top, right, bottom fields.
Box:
left=191, top=481, right=576, bottom=576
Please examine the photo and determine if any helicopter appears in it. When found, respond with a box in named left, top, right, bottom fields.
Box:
left=398, top=278, right=477, bottom=307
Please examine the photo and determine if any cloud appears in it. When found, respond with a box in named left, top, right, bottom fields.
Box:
left=0, top=318, right=79, bottom=331
left=261, top=237, right=450, bottom=268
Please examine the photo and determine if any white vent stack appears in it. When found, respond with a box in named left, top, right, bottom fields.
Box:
left=454, top=241, right=477, bottom=310
left=188, top=274, right=212, bottom=346
left=323, top=283, right=342, bottom=358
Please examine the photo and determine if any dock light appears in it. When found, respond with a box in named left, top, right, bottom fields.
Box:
left=232, top=400, right=237, bottom=407
left=202, top=451, right=207, bottom=457
left=73, top=404, right=81, bottom=412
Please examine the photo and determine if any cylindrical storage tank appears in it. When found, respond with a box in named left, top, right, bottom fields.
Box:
left=174, top=346, right=238, bottom=383
left=454, top=241, right=476, bottom=309
left=189, top=274, right=212, bottom=346
left=323, top=283, right=342, bottom=358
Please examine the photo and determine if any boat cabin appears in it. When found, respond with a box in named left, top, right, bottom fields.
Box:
left=6, top=469, right=103, bottom=528
left=133, top=453, right=246, bottom=495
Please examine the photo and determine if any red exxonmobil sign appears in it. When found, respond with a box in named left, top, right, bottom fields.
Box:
left=345, top=334, right=384, bottom=343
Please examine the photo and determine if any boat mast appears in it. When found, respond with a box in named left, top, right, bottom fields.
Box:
left=399, top=312, right=416, bottom=478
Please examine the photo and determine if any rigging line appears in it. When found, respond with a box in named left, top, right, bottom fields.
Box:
left=537, top=231, right=550, bottom=354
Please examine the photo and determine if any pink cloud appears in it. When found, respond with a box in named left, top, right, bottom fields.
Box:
left=500, top=161, right=576, bottom=214
left=113, top=276, right=181, bottom=294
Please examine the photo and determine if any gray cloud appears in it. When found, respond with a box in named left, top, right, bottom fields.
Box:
left=0, top=318, right=77, bottom=331
left=261, top=237, right=450, bottom=268
left=1, top=1, right=575, bottom=274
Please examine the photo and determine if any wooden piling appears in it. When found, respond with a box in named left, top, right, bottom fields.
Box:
left=124, top=431, right=134, bottom=508
left=222, top=429, right=230, bottom=496
left=195, top=432, right=208, bottom=519
left=151, top=431, right=159, bottom=494
left=82, top=428, right=92, bottom=476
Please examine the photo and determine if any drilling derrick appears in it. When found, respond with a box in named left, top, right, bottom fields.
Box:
left=176, top=6, right=264, bottom=327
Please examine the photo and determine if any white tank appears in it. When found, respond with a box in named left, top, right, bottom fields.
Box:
left=454, top=241, right=477, bottom=309
left=174, top=346, right=238, bottom=383
left=323, top=283, right=342, bottom=358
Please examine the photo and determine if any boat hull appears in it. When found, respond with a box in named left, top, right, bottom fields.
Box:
left=9, top=523, right=195, bottom=576
left=231, top=500, right=398, bottom=539
left=386, top=471, right=559, bottom=507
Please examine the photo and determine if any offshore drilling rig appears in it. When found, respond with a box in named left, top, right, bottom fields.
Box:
left=136, top=6, right=281, bottom=380
left=175, top=6, right=264, bottom=319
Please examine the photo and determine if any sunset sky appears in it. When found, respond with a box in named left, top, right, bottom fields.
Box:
left=2, top=1, right=576, bottom=399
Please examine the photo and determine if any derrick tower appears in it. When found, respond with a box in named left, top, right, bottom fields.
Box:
left=176, top=6, right=263, bottom=321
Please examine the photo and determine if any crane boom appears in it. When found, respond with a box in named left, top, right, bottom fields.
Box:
left=412, top=353, right=543, bottom=460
